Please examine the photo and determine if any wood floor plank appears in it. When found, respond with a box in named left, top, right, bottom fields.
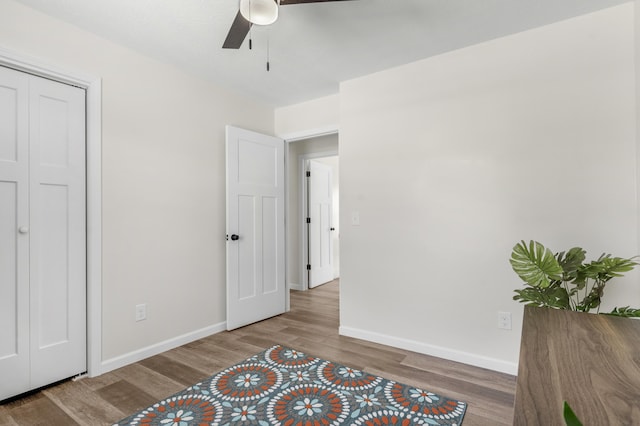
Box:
left=310, top=333, right=408, bottom=364
left=0, top=404, right=19, bottom=426
left=78, top=370, right=122, bottom=392
left=111, top=363, right=185, bottom=400
left=402, top=351, right=516, bottom=394
left=236, top=333, right=301, bottom=350
left=160, top=345, right=228, bottom=375
left=282, top=311, right=338, bottom=328
left=4, top=392, right=80, bottom=426
left=0, top=279, right=515, bottom=425
left=189, top=335, right=269, bottom=369
left=330, top=334, right=409, bottom=356
left=42, top=380, right=125, bottom=425
left=197, top=333, right=265, bottom=357
left=95, top=380, right=157, bottom=416
left=138, top=354, right=208, bottom=386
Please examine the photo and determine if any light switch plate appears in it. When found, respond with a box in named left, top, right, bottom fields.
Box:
left=136, top=304, right=147, bottom=321
left=351, top=211, right=360, bottom=226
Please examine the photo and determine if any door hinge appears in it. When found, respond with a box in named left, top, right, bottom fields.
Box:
left=306, top=171, right=311, bottom=177
left=306, top=217, right=311, bottom=224
left=307, top=264, right=311, bottom=270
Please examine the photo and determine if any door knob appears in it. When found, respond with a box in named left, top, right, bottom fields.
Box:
left=230, top=234, right=240, bottom=241
left=18, top=226, right=29, bottom=234
left=330, top=227, right=335, bottom=231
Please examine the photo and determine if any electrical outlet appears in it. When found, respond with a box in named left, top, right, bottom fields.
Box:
left=498, top=311, right=512, bottom=330
left=136, top=304, right=147, bottom=322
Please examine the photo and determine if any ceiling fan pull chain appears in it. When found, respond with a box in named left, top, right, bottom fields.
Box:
left=248, top=0, right=253, bottom=49
left=266, top=31, right=270, bottom=71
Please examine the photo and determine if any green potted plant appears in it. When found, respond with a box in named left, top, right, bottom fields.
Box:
left=509, top=240, right=640, bottom=317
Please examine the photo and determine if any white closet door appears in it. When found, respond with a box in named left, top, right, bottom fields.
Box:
left=0, top=66, right=30, bottom=400
left=28, top=75, right=86, bottom=389
left=0, top=66, right=86, bottom=400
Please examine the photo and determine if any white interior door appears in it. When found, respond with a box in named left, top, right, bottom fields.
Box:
left=226, top=126, right=285, bottom=330
left=0, top=65, right=30, bottom=400
left=0, top=66, right=86, bottom=400
left=29, top=74, right=86, bottom=390
left=308, top=159, right=333, bottom=288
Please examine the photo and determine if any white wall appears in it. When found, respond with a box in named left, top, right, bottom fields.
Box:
left=339, top=3, right=638, bottom=374
left=636, top=0, right=640, bottom=252
left=287, top=135, right=339, bottom=289
left=0, top=1, right=274, bottom=365
left=275, top=94, right=339, bottom=139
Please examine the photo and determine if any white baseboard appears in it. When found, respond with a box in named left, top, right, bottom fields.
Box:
left=98, top=321, right=227, bottom=376
left=339, top=326, right=518, bottom=376
left=289, top=282, right=304, bottom=291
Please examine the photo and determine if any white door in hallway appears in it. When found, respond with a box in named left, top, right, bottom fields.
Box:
left=0, top=66, right=86, bottom=400
left=308, top=159, right=333, bottom=288
left=226, top=126, right=285, bottom=330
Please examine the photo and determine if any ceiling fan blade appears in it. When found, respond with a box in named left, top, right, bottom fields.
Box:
left=224, top=0, right=353, bottom=49
left=223, top=11, right=252, bottom=49
left=280, top=0, right=355, bottom=4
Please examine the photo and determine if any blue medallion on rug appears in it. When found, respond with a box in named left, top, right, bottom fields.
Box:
left=114, top=344, right=467, bottom=425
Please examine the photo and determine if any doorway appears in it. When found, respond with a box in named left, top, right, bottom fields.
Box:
left=286, top=133, right=339, bottom=291
left=306, top=157, right=339, bottom=288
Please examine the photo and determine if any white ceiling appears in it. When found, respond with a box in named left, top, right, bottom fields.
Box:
left=14, top=0, right=628, bottom=107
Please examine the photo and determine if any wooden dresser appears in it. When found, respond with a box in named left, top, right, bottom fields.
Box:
left=513, top=306, right=640, bottom=425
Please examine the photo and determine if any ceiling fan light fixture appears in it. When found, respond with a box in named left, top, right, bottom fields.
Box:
left=240, top=0, right=279, bottom=26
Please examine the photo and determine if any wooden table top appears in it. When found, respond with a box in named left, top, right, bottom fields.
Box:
left=513, top=306, right=640, bottom=425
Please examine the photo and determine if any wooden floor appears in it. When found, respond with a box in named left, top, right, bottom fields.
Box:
left=0, top=280, right=516, bottom=425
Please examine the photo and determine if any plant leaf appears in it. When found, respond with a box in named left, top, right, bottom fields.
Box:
left=579, top=255, right=637, bottom=281
left=556, top=247, right=586, bottom=280
left=510, top=240, right=563, bottom=288
left=584, top=283, right=608, bottom=311
left=513, top=285, right=570, bottom=309
left=563, top=401, right=583, bottom=426
left=598, top=256, right=638, bottom=279
left=607, top=306, right=640, bottom=317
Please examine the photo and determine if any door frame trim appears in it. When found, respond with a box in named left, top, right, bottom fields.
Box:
left=281, top=128, right=338, bottom=306
left=280, top=126, right=338, bottom=143
left=0, top=46, right=103, bottom=377
left=299, top=151, right=338, bottom=290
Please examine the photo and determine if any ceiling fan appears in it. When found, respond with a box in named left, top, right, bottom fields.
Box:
left=223, top=0, right=354, bottom=49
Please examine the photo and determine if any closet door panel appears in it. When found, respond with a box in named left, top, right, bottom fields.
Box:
left=0, top=66, right=30, bottom=401
left=28, top=75, right=86, bottom=389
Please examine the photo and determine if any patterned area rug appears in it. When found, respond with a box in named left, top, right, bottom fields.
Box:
left=114, top=345, right=467, bottom=425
